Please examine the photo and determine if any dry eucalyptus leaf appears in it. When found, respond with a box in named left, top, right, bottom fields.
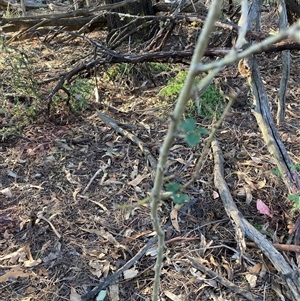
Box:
left=89, top=260, right=103, bottom=278
left=7, top=170, right=17, bottom=178
left=249, top=263, right=262, bottom=275
left=43, top=252, right=59, bottom=263
left=170, top=207, right=180, bottom=232
left=164, top=290, right=182, bottom=301
left=70, top=287, right=81, bottom=301
left=123, top=268, right=138, bottom=279
left=1, top=188, right=12, bottom=198
left=55, top=140, right=73, bottom=150
left=244, top=185, right=253, bottom=205
left=256, top=179, right=267, bottom=189
left=128, top=174, right=149, bottom=186
left=189, top=268, right=218, bottom=288
left=146, top=247, right=157, bottom=257
left=109, top=284, right=119, bottom=301
left=245, top=273, right=257, bottom=288
left=0, top=246, right=25, bottom=262
left=24, top=258, right=42, bottom=267
left=0, top=267, right=30, bottom=283
left=251, top=156, right=261, bottom=164
left=103, top=260, right=110, bottom=278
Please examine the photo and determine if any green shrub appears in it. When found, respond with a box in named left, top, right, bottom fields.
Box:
left=69, top=79, right=93, bottom=113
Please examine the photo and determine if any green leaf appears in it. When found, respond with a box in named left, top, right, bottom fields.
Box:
left=288, top=194, right=300, bottom=209
left=288, top=194, right=300, bottom=201
left=179, top=118, right=196, bottom=132
left=271, top=168, right=281, bottom=176
left=166, top=182, right=181, bottom=194
left=196, top=127, right=208, bottom=135
left=186, top=132, right=201, bottom=147
left=173, top=193, right=189, bottom=204
left=292, top=163, right=300, bottom=171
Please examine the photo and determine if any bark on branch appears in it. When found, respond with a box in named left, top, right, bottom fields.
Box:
left=212, top=139, right=300, bottom=301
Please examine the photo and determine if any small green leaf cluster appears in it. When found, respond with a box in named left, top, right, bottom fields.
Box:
left=291, top=163, right=300, bottom=171
left=1, top=40, right=39, bottom=100
left=166, top=182, right=189, bottom=205
left=179, top=118, right=208, bottom=147
left=288, top=194, right=300, bottom=210
left=104, top=62, right=171, bottom=83
left=104, top=63, right=130, bottom=81
left=0, top=34, right=94, bottom=138
left=69, top=79, right=93, bottom=113
left=271, top=168, right=281, bottom=176
left=148, top=62, right=171, bottom=72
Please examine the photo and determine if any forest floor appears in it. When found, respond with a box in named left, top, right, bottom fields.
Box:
left=1, top=5, right=300, bottom=301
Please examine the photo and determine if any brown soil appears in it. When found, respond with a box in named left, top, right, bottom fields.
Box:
left=1, top=5, right=300, bottom=301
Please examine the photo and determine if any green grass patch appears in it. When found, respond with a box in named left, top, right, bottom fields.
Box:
left=104, top=62, right=171, bottom=82
left=159, top=71, right=224, bottom=118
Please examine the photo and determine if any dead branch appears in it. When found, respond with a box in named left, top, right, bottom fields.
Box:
left=0, top=0, right=47, bottom=10
left=188, top=257, right=262, bottom=301
left=2, top=3, right=300, bottom=54
left=1, top=15, right=107, bottom=41
left=247, top=241, right=300, bottom=253
left=153, top=1, right=207, bottom=14
left=41, top=32, right=300, bottom=114
left=0, top=0, right=140, bottom=37
left=212, top=138, right=300, bottom=301
left=96, top=111, right=157, bottom=172
left=246, top=56, right=300, bottom=193
left=0, top=0, right=137, bottom=11
left=277, top=0, right=290, bottom=124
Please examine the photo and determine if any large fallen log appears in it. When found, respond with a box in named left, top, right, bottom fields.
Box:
left=0, top=0, right=209, bottom=39
left=1, top=15, right=107, bottom=34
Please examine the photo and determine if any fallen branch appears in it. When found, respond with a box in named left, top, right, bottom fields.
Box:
left=211, top=138, right=300, bottom=301
left=96, top=111, right=157, bottom=172
left=247, top=55, right=300, bottom=193
left=276, top=0, right=290, bottom=124
left=247, top=241, right=300, bottom=253
left=42, top=32, right=300, bottom=113
left=188, top=256, right=262, bottom=301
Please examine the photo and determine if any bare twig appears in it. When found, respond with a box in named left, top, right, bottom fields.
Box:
left=96, top=111, right=157, bottom=171
left=150, top=2, right=224, bottom=300
left=37, top=214, right=61, bottom=239
left=188, top=256, right=262, bottom=301
left=276, top=0, right=290, bottom=124
left=82, top=161, right=111, bottom=194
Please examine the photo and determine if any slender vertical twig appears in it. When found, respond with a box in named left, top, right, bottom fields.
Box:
left=150, top=1, right=224, bottom=300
